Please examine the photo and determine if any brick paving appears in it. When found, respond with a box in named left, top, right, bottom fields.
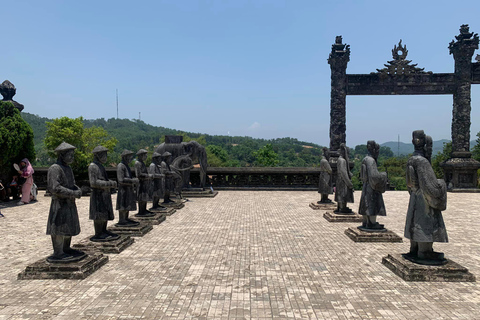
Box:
left=0, top=190, right=479, bottom=319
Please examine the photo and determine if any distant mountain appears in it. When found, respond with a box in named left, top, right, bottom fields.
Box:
left=381, top=139, right=477, bottom=156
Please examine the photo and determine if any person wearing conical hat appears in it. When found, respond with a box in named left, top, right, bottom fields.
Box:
left=134, top=149, right=154, bottom=216
left=46, top=142, right=86, bottom=263
left=148, top=152, right=166, bottom=211
left=88, top=146, right=119, bottom=242
left=116, top=150, right=139, bottom=226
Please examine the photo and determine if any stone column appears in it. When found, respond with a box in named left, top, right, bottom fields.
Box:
left=328, top=36, right=350, bottom=157
left=442, top=25, right=480, bottom=191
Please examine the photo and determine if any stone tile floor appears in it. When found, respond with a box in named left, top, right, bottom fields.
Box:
left=0, top=190, right=479, bottom=319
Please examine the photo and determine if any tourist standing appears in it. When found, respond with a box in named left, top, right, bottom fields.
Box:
left=17, top=158, right=34, bottom=205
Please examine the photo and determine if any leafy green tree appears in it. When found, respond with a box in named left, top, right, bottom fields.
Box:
left=432, top=142, right=452, bottom=179
left=472, top=131, right=480, bottom=162
left=253, top=144, right=279, bottom=167
left=45, top=116, right=117, bottom=178
left=0, top=102, right=35, bottom=180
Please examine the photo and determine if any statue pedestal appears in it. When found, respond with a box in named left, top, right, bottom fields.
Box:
left=309, top=202, right=336, bottom=211
left=382, top=253, right=475, bottom=282
left=108, top=222, right=153, bottom=237
left=161, top=200, right=185, bottom=210
left=134, top=212, right=166, bottom=225
left=181, top=188, right=218, bottom=198
left=18, top=251, right=108, bottom=280
left=323, top=211, right=362, bottom=223
left=345, top=227, right=402, bottom=242
left=441, top=157, right=480, bottom=192
left=73, top=235, right=134, bottom=254
left=149, top=207, right=176, bottom=216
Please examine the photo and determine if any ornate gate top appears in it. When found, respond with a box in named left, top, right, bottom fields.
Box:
left=375, top=40, right=431, bottom=75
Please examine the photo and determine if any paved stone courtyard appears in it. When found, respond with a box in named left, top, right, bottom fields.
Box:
left=1, top=190, right=479, bottom=319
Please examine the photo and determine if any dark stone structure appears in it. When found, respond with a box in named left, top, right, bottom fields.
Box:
left=329, top=25, right=480, bottom=191
left=382, top=254, right=475, bottom=282
left=0, top=80, right=24, bottom=112
left=73, top=235, right=134, bottom=254
left=345, top=227, right=402, bottom=243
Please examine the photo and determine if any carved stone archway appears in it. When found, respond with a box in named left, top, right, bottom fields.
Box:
left=328, top=25, right=480, bottom=191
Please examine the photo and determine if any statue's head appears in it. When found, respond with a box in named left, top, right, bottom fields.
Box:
left=161, top=151, right=172, bottom=164
left=55, top=142, right=76, bottom=165
left=136, top=149, right=148, bottom=162
left=152, top=152, right=161, bottom=165
left=322, top=147, right=329, bottom=160
left=412, top=130, right=426, bottom=150
left=367, top=140, right=379, bottom=159
left=339, top=143, right=348, bottom=159
left=121, top=150, right=134, bottom=163
left=92, top=145, right=108, bottom=164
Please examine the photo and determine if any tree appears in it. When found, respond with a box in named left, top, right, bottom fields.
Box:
left=472, top=131, right=480, bottom=162
left=253, top=144, right=279, bottom=167
left=44, top=116, right=117, bottom=178
left=0, top=102, right=35, bottom=180
left=432, top=142, right=452, bottom=179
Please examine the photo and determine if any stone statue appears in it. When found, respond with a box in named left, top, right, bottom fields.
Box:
left=160, top=152, right=183, bottom=203
left=404, top=130, right=448, bottom=265
left=116, top=150, right=140, bottom=226
left=334, top=143, right=354, bottom=213
left=46, top=142, right=86, bottom=263
left=148, top=152, right=166, bottom=211
left=0, top=80, right=24, bottom=112
left=358, top=141, right=387, bottom=230
left=88, top=146, right=119, bottom=242
left=318, top=147, right=333, bottom=203
left=134, top=149, right=154, bottom=216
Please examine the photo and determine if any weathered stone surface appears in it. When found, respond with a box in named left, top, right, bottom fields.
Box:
left=73, top=235, right=134, bottom=254
left=108, top=222, right=153, bottom=237
left=181, top=188, right=218, bottom=198
left=161, top=200, right=185, bottom=210
left=0, top=80, right=24, bottom=111
left=345, top=227, right=402, bottom=242
left=133, top=212, right=166, bottom=225
left=323, top=211, right=362, bottom=223
left=309, top=202, right=336, bottom=210
left=382, top=253, right=475, bottom=282
left=18, top=252, right=108, bottom=280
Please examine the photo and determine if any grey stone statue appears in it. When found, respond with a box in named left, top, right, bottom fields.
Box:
left=116, top=150, right=140, bottom=226
left=134, top=149, right=154, bottom=216
left=88, top=146, right=119, bottom=242
left=0, top=80, right=24, bottom=112
left=318, top=147, right=333, bottom=203
left=148, top=152, right=166, bottom=211
left=404, top=130, right=448, bottom=265
left=358, top=141, right=387, bottom=230
left=160, top=152, right=183, bottom=203
left=46, top=142, right=86, bottom=263
left=334, top=143, right=354, bottom=213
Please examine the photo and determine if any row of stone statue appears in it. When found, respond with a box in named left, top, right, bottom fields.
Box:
left=46, top=143, right=187, bottom=263
left=318, top=130, right=447, bottom=265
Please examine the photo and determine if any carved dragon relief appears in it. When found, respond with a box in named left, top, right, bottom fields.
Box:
left=373, top=40, right=432, bottom=76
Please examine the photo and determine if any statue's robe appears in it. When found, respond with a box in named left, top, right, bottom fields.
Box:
left=148, top=162, right=165, bottom=199
left=318, top=156, right=333, bottom=195
left=116, top=161, right=137, bottom=211
left=161, top=161, right=182, bottom=195
left=404, top=152, right=448, bottom=243
left=134, top=160, right=150, bottom=202
left=334, top=156, right=354, bottom=204
left=88, top=161, right=114, bottom=221
left=358, top=155, right=387, bottom=216
left=46, top=161, right=81, bottom=236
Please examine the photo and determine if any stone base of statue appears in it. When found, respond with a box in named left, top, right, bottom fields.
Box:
left=382, top=253, right=475, bottom=282
left=149, top=206, right=176, bottom=216
left=309, top=201, right=336, bottom=210
left=323, top=211, right=362, bottom=223
left=161, top=200, right=185, bottom=210
left=18, top=251, right=108, bottom=280
left=133, top=212, right=166, bottom=225
left=345, top=227, right=403, bottom=242
left=73, top=235, right=134, bottom=254
left=181, top=188, right=218, bottom=198
left=108, top=222, right=153, bottom=237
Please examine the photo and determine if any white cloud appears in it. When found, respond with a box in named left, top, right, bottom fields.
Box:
left=248, top=122, right=261, bottom=130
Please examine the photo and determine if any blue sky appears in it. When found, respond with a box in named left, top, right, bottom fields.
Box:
left=3, top=0, right=480, bottom=147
